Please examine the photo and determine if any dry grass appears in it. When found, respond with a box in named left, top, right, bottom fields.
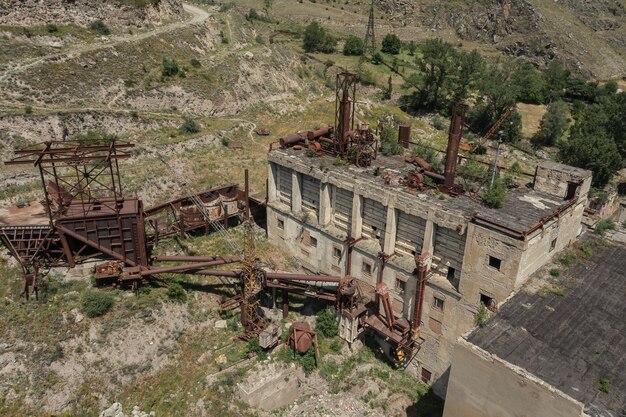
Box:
left=517, top=103, right=546, bottom=139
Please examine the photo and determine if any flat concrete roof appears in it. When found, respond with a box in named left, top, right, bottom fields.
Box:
left=468, top=238, right=626, bottom=417
left=270, top=148, right=575, bottom=237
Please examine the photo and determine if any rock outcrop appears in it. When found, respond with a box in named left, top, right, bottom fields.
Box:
left=0, top=0, right=183, bottom=28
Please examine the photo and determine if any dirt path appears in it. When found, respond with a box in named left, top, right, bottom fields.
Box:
left=0, top=2, right=211, bottom=84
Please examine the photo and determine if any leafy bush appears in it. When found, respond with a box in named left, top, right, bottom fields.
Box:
left=316, top=308, right=338, bottom=338
left=162, top=58, right=179, bottom=77
left=244, top=337, right=267, bottom=360
left=190, top=58, right=201, bottom=68
left=595, top=219, right=616, bottom=236
left=371, top=52, right=383, bottom=65
left=81, top=290, right=114, bottom=318
left=89, top=20, right=110, bottom=35
left=298, top=348, right=317, bottom=374
left=221, top=137, right=230, bottom=147
left=380, top=127, right=403, bottom=156
left=549, top=268, right=560, bottom=277
left=475, top=302, right=489, bottom=327
left=179, top=118, right=199, bottom=134
left=24, top=105, right=32, bottom=114
left=303, top=22, right=336, bottom=53
left=431, top=115, right=447, bottom=130
left=46, top=24, right=59, bottom=33
left=482, top=177, right=506, bottom=208
left=343, top=35, right=364, bottom=56
left=167, top=282, right=187, bottom=303
left=599, top=378, right=611, bottom=394
left=381, top=33, right=402, bottom=55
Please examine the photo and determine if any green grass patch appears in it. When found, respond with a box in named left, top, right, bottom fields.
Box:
left=80, top=290, right=114, bottom=318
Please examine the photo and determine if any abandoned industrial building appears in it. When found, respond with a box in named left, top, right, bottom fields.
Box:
left=267, top=128, right=592, bottom=393
left=443, top=238, right=626, bottom=417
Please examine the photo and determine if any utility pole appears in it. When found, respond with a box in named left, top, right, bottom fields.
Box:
left=490, top=131, right=504, bottom=188
left=363, top=0, right=376, bottom=55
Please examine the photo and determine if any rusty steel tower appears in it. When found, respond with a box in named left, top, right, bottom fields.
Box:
left=363, top=0, right=376, bottom=55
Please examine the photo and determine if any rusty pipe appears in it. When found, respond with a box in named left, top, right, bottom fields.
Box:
left=279, top=132, right=306, bottom=148
left=265, top=272, right=343, bottom=282
left=194, top=269, right=242, bottom=278
left=444, top=103, right=467, bottom=188
left=152, top=255, right=240, bottom=263
left=423, top=171, right=445, bottom=182
left=307, top=127, right=333, bottom=140
left=142, top=259, right=239, bottom=276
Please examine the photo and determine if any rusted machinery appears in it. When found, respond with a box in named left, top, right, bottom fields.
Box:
left=0, top=137, right=429, bottom=367
left=287, top=322, right=320, bottom=362
left=0, top=140, right=258, bottom=297
left=278, top=71, right=378, bottom=168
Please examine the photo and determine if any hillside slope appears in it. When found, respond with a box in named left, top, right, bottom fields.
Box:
left=408, top=0, right=626, bottom=79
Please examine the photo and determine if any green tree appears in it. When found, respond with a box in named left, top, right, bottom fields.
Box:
left=452, top=49, right=485, bottom=103
left=303, top=22, right=336, bottom=53
left=381, top=33, right=402, bottom=55
left=81, top=290, right=114, bottom=318
left=343, top=35, right=364, bottom=56
left=511, top=62, right=546, bottom=104
left=405, top=38, right=458, bottom=110
left=534, top=100, right=569, bottom=146
left=482, top=177, right=506, bottom=208
left=560, top=103, right=623, bottom=186
left=542, top=61, right=570, bottom=102
left=470, top=60, right=519, bottom=133
left=263, top=0, right=273, bottom=16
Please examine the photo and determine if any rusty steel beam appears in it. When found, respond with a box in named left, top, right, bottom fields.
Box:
left=194, top=269, right=242, bottom=278
left=265, top=272, right=342, bottom=282
left=142, top=259, right=241, bottom=276
left=412, top=252, right=430, bottom=335
left=152, top=255, right=240, bottom=263
left=444, top=103, right=467, bottom=188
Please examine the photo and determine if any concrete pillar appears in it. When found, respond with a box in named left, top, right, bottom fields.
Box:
left=351, top=193, right=363, bottom=239
left=383, top=206, right=397, bottom=254
left=423, top=211, right=436, bottom=263
left=292, top=171, right=302, bottom=213
left=319, top=183, right=332, bottom=226
left=267, top=163, right=277, bottom=203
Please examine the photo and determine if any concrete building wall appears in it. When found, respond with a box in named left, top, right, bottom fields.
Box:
left=443, top=339, right=587, bottom=417
left=534, top=161, right=592, bottom=200
left=516, top=202, right=585, bottom=287
left=266, top=157, right=590, bottom=399
left=458, top=223, right=524, bottom=306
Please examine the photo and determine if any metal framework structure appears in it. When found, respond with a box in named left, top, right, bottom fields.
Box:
left=278, top=71, right=377, bottom=168
left=1, top=136, right=427, bottom=365
left=363, top=0, right=376, bottom=55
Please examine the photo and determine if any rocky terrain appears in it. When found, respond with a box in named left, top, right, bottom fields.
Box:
left=397, top=0, right=626, bottom=79
left=0, top=0, right=183, bottom=28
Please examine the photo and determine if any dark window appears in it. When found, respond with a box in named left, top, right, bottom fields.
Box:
left=488, top=256, right=502, bottom=270
left=395, top=278, right=406, bottom=293
left=566, top=182, right=579, bottom=200
left=446, top=267, right=455, bottom=282
left=550, top=238, right=557, bottom=252
left=277, top=218, right=284, bottom=230
left=362, top=261, right=372, bottom=275
left=480, top=293, right=496, bottom=311
left=309, top=236, right=318, bottom=248
left=421, top=368, right=432, bottom=384
left=333, top=246, right=342, bottom=258
left=433, top=297, right=444, bottom=311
